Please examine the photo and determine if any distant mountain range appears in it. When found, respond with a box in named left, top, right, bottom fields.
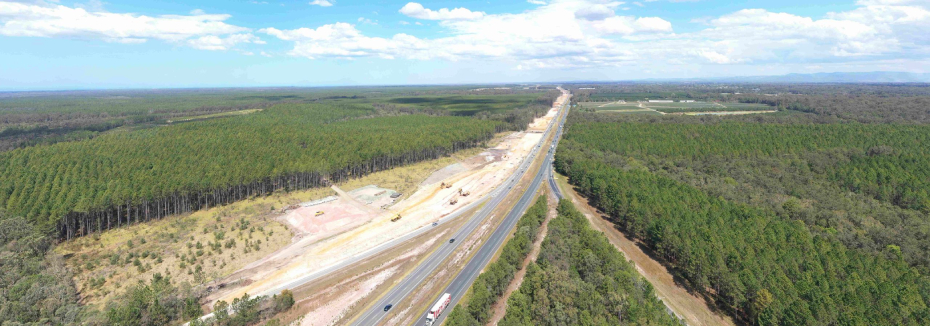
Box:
left=699, top=72, right=930, bottom=83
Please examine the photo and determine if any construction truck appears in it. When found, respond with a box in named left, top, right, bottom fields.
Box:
left=315, top=211, right=324, bottom=216
left=391, top=214, right=402, bottom=222
left=425, top=293, right=451, bottom=326
left=458, top=188, right=470, bottom=196
left=449, top=198, right=458, bottom=205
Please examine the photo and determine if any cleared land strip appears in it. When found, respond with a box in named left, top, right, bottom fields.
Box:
left=557, top=175, right=735, bottom=326
left=484, top=190, right=558, bottom=325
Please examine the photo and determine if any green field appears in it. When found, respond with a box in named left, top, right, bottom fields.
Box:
left=167, top=109, right=263, bottom=123
left=649, top=102, right=773, bottom=113
left=385, top=93, right=549, bottom=115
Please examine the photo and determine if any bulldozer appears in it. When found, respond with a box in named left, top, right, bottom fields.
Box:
left=391, top=214, right=402, bottom=222
left=449, top=198, right=458, bottom=205
left=440, top=182, right=452, bottom=189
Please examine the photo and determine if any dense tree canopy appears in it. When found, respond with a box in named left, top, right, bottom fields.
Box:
left=499, top=201, right=681, bottom=326
left=555, top=119, right=930, bottom=325
left=558, top=120, right=930, bottom=271
left=0, top=103, right=500, bottom=238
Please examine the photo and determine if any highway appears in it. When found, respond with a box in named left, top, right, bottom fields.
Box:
left=352, top=91, right=570, bottom=326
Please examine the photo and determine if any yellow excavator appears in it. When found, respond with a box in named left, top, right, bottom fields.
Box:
left=449, top=198, right=458, bottom=205
left=315, top=211, right=325, bottom=216
left=458, top=188, right=470, bottom=196
left=440, top=182, right=452, bottom=189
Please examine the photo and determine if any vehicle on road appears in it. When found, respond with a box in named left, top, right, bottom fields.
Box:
left=449, top=238, right=455, bottom=243
left=384, top=304, right=393, bottom=311
left=425, top=293, right=451, bottom=325
left=432, top=222, right=438, bottom=226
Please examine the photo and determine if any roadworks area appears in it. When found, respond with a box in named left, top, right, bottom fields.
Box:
left=204, top=101, right=563, bottom=316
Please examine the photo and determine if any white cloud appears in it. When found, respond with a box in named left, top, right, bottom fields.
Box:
left=0, top=1, right=253, bottom=50
left=309, top=0, right=333, bottom=7
left=575, top=5, right=615, bottom=20
left=187, top=33, right=263, bottom=50
left=357, top=17, right=377, bottom=25
left=12, top=0, right=924, bottom=72
left=399, top=2, right=485, bottom=20
left=528, top=0, right=547, bottom=4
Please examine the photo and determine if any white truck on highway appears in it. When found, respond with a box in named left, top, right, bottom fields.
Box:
left=425, top=293, right=451, bottom=325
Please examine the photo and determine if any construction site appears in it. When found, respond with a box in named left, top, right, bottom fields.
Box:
left=202, top=93, right=567, bottom=321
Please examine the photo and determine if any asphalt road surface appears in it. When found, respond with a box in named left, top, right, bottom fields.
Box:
left=352, top=95, right=570, bottom=326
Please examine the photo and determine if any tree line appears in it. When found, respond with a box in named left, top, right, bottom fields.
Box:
left=499, top=200, right=681, bottom=326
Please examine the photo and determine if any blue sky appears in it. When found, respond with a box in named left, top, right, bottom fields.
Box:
left=0, top=0, right=928, bottom=90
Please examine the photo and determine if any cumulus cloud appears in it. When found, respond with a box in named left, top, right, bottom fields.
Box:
left=309, top=0, right=333, bottom=7
left=0, top=1, right=254, bottom=50
left=575, top=5, right=615, bottom=20
left=399, top=2, right=485, bottom=20
left=261, top=0, right=930, bottom=70
left=263, top=0, right=668, bottom=65
left=187, top=33, right=264, bottom=50
left=5, top=0, right=928, bottom=71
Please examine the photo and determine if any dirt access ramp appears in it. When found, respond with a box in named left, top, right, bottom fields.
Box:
left=215, top=185, right=398, bottom=286
left=208, top=101, right=561, bottom=306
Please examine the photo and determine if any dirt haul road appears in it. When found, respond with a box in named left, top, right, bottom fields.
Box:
left=204, top=95, right=563, bottom=308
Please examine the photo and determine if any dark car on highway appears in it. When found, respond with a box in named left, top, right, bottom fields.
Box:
left=384, top=304, right=393, bottom=311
